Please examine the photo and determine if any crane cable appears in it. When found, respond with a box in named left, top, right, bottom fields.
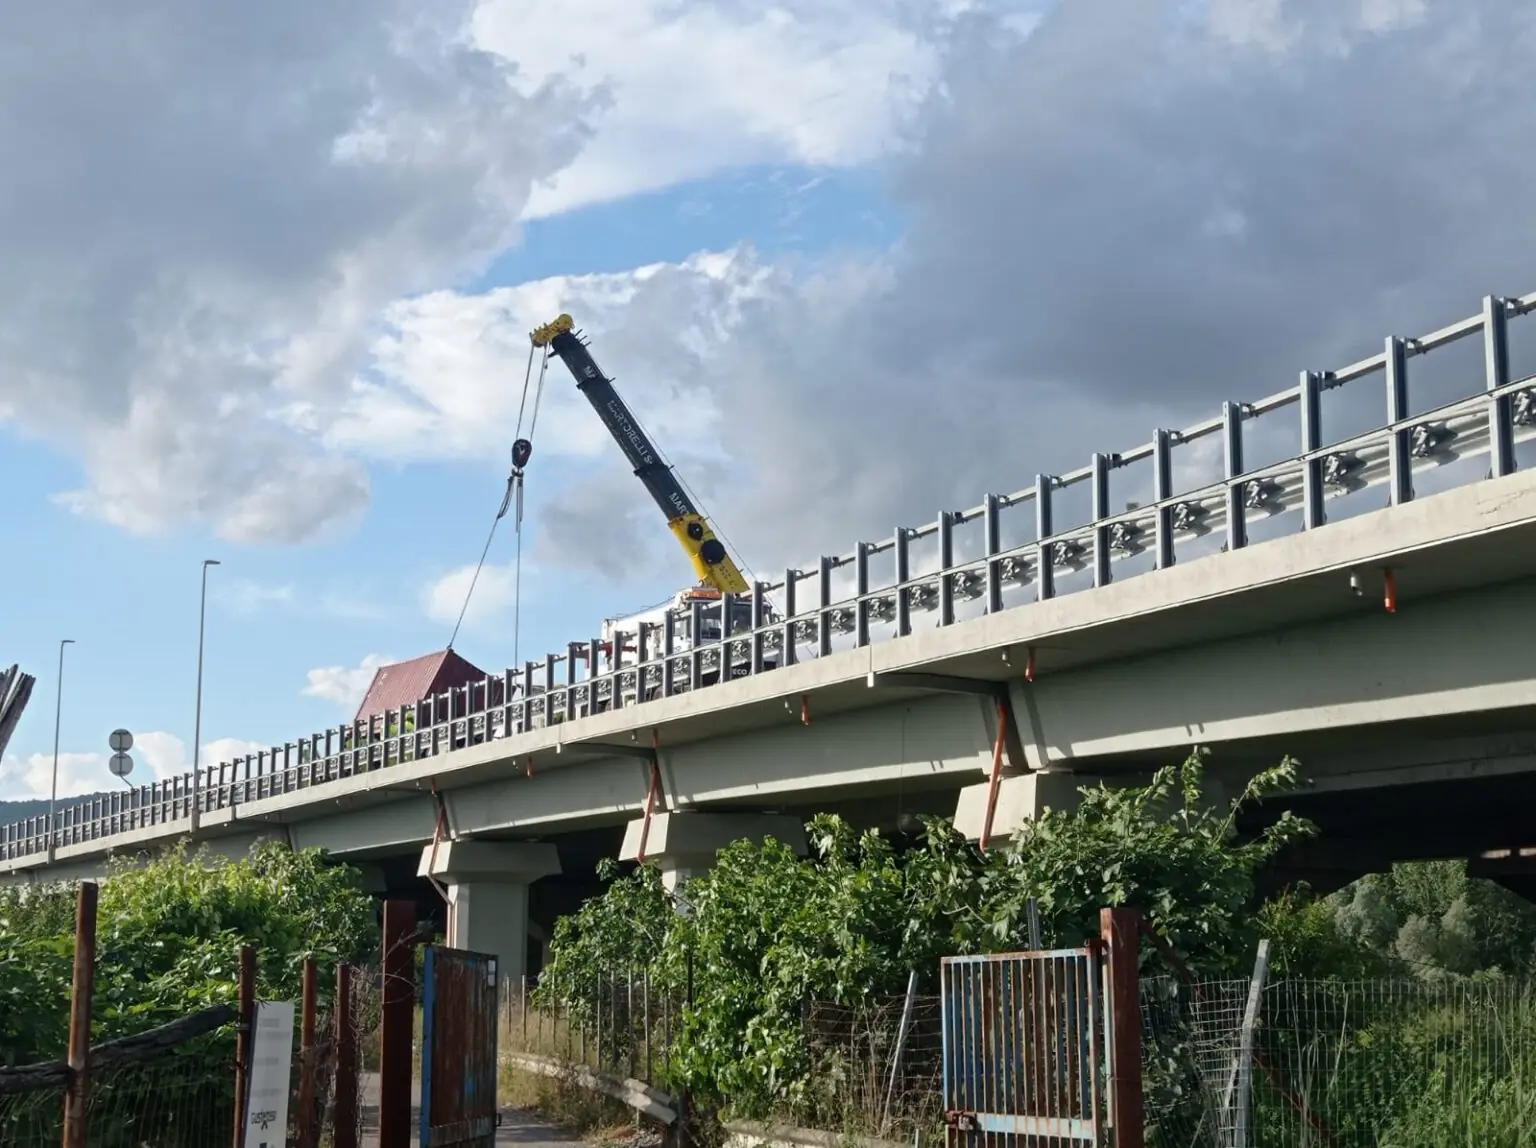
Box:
left=446, top=340, right=550, bottom=656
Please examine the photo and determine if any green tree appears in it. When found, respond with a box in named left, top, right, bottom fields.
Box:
left=0, top=841, right=376, bottom=1065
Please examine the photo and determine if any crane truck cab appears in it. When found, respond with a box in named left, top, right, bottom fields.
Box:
left=598, top=585, right=781, bottom=705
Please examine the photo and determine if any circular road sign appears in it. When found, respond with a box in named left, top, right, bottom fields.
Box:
left=109, top=728, right=133, bottom=752
left=109, top=752, right=134, bottom=778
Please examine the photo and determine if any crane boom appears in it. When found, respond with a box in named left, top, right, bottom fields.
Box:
left=531, top=313, right=750, bottom=595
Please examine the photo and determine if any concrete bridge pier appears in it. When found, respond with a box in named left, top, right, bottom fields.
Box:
left=417, top=840, right=561, bottom=985
left=617, top=811, right=808, bottom=894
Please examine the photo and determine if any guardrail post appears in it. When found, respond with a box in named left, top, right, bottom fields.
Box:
left=818, top=556, right=835, bottom=654
left=984, top=494, right=1003, bottom=614
left=893, top=528, right=911, bottom=637
left=1386, top=337, right=1412, bottom=505
left=1034, top=475, right=1055, bottom=601
left=1091, top=453, right=1112, bottom=588
left=1223, top=401, right=1247, bottom=551
left=854, top=544, right=871, bottom=646
left=937, top=514, right=956, bottom=626
left=780, top=569, right=798, bottom=667
left=662, top=613, right=677, bottom=697
left=1486, top=295, right=1515, bottom=478
left=749, top=582, right=766, bottom=672
left=1300, top=371, right=1324, bottom=530
left=689, top=603, right=704, bottom=690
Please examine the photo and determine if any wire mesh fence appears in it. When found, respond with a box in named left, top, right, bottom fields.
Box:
left=1141, top=974, right=1536, bottom=1148
left=500, top=975, right=944, bottom=1141
left=499, top=972, right=686, bottom=1085
left=0, top=1028, right=237, bottom=1148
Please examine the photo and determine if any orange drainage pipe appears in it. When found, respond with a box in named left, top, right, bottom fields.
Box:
left=978, top=701, right=1009, bottom=851
left=635, top=730, right=664, bottom=863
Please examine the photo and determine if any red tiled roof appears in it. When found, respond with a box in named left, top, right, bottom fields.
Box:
left=354, top=649, right=488, bottom=722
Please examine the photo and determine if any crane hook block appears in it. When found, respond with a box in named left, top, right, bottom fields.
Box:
left=511, top=439, right=533, bottom=470
left=530, top=313, right=575, bottom=348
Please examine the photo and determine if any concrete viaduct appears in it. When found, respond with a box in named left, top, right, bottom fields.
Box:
left=6, top=289, right=1536, bottom=984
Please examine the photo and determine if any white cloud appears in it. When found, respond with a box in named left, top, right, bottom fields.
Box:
left=216, top=580, right=298, bottom=616
left=0, top=0, right=596, bottom=545
left=423, top=562, right=524, bottom=629
left=302, top=654, right=393, bottom=710
left=367, top=0, right=1536, bottom=595
left=0, top=731, right=266, bottom=800
left=473, top=0, right=951, bottom=218
left=318, top=250, right=766, bottom=467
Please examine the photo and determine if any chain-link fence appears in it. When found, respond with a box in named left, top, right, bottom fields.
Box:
left=1142, top=974, right=1536, bottom=1148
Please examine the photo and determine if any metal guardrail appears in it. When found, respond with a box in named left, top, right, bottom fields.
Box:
left=5, top=290, right=1536, bottom=866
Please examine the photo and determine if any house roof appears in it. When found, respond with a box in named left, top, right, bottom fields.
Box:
left=353, top=649, right=487, bottom=722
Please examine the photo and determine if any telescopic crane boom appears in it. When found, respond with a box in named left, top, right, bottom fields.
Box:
left=530, top=314, right=750, bottom=595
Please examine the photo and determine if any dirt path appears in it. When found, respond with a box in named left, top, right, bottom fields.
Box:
left=359, top=1074, right=584, bottom=1147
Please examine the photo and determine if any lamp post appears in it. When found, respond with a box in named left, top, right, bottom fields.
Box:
left=47, top=638, right=75, bottom=862
left=191, top=559, right=220, bottom=831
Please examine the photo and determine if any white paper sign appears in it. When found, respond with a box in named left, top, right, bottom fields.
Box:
left=242, top=1001, right=295, bottom=1148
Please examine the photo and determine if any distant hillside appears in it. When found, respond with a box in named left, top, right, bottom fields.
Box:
left=0, top=794, right=106, bottom=823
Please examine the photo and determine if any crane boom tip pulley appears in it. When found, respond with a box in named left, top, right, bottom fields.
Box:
left=530, top=313, right=575, bottom=348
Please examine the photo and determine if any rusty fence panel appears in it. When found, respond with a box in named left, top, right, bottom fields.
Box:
left=420, top=946, right=501, bottom=1148
left=941, top=948, right=1107, bottom=1147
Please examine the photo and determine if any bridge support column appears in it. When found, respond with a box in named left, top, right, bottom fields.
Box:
left=417, top=840, right=560, bottom=986
left=618, top=811, right=807, bottom=893
left=953, top=771, right=1094, bottom=846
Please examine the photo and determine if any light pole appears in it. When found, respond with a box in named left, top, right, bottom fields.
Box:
left=47, top=638, right=75, bottom=861
left=192, top=559, right=220, bottom=831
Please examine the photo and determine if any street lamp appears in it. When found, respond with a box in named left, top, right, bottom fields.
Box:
left=191, top=559, right=220, bottom=831
left=47, top=638, right=75, bottom=861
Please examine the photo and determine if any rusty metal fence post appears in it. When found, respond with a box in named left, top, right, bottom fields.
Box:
left=232, top=945, right=257, bottom=1148
left=378, top=899, right=417, bottom=1148
left=296, top=954, right=319, bottom=1148
left=62, top=880, right=98, bottom=1148
left=333, top=963, right=359, bottom=1148
left=1101, top=908, right=1144, bottom=1148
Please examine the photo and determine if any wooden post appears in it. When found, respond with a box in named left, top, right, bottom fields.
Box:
left=61, top=880, right=98, bottom=1148
left=333, top=963, right=359, bottom=1148
left=1100, top=908, right=1144, bottom=1148
left=233, top=945, right=256, bottom=1148
left=296, top=954, right=319, bottom=1148
left=378, top=900, right=416, bottom=1148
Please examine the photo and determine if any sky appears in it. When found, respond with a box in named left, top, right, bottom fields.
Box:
left=5, top=0, right=1536, bottom=802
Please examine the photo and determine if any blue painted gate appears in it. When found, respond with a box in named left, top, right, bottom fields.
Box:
left=941, top=948, right=1107, bottom=1147
left=420, top=946, right=501, bottom=1148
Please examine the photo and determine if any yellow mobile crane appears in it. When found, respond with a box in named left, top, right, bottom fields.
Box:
left=529, top=313, right=750, bottom=596
left=526, top=315, right=773, bottom=690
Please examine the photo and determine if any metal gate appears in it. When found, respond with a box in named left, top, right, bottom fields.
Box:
left=420, top=946, right=500, bottom=1148
left=941, top=948, right=1107, bottom=1147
